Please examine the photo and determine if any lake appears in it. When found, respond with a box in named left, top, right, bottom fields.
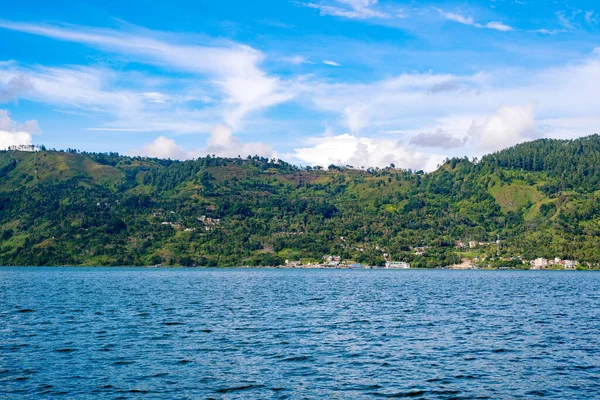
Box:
left=1, top=267, right=599, bottom=398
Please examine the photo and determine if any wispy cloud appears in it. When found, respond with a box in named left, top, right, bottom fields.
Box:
left=0, top=20, right=299, bottom=128
left=283, top=55, right=314, bottom=64
left=323, top=60, right=341, bottom=66
left=585, top=10, right=598, bottom=24
left=0, top=64, right=141, bottom=114
left=441, top=11, right=476, bottom=26
left=437, top=9, right=514, bottom=31
left=556, top=10, right=580, bottom=30
left=302, top=0, right=389, bottom=20
left=0, top=62, right=221, bottom=134
left=0, top=74, right=34, bottom=102
left=484, top=21, right=513, bottom=32
left=533, top=28, right=564, bottom=35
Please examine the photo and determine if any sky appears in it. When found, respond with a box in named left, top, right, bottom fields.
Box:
left=1, top=0, right=599, bottom=171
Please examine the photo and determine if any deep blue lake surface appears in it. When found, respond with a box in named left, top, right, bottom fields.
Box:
left=1, top=268, right=599, bottom=399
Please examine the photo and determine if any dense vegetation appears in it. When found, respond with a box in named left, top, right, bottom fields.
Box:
left=0, top=135, right=599, bottom=267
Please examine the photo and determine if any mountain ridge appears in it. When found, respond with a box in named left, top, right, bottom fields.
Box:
left=0, top=135, right=599, bottom=267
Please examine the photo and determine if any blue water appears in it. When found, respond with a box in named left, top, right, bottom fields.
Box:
left=1, top=268, right=599, bottom=399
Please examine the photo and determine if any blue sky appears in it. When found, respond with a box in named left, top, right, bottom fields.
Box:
left=1, top=0, right=599, bottom=170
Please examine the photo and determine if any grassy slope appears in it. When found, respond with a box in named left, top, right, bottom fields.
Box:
left=0, top=151, right=123, bottom=189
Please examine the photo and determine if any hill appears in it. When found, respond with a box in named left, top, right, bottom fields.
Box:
left=0, top=136, right=599, bottom=267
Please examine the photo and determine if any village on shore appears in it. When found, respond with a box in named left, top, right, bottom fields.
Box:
left=270, top=239, right=589, bottom=270
left=152, top=214, right=593, bottom=270
left=273, top=255, right=584, bottom=270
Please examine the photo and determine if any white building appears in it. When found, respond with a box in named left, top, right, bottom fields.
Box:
left=530, top=258, right=549, bottom=269
left=386, top=261, right=410, bottom=269
left=563, top=260, right=579, bottom=269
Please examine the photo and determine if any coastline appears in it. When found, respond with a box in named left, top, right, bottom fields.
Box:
left=0, top=264, right=595, bottom=270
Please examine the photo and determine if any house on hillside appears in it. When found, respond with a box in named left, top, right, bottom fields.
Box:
left=414, top=247, right=428, bottom=255
left=530, top=258, right=549, bottom=269
left=324, top=255, right=341, bottom=267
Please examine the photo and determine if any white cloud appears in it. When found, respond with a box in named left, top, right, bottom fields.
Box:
left=287, top=133, right=445, bottom=171
left=303, top=0, right=389, bottom=20
left=323, top=60, right=342, bottom=67
left=138, top=136, right=188, bottom=159
left=134, top=125, right=275, bottom=160
left=0, top=109, right=40, bottom=149
left=204, top=124, right=276, bottom=158
left=141, top=92, right=170, bottom=104
left=343, top=104, right=370, bottom=132
left=0, top=131, right=32, bottom=150
left=467, top=104, right=537, bottom=152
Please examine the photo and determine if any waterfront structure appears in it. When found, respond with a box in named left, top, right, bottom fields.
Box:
left=386, top=261, right=410, bottom=269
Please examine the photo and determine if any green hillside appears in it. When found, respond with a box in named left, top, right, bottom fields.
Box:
left=0, top=135, right=599, bottom=267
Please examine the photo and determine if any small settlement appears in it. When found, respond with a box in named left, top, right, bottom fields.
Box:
left=277, top=255, right=583, bottom=270
left=151, top=213, right=587, bottom=270
left=280, top=256, right=411, bottom=269
left=529, top=258, right=579, bottom=270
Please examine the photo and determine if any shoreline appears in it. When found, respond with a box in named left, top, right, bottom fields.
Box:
left=0, top=265, right=596, bottom=271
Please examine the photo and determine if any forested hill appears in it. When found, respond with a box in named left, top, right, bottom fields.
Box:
left=0, top=135, right=599, bottom=267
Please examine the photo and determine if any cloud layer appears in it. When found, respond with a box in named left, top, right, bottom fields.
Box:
left=1, top=11, right=600, bottom=171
